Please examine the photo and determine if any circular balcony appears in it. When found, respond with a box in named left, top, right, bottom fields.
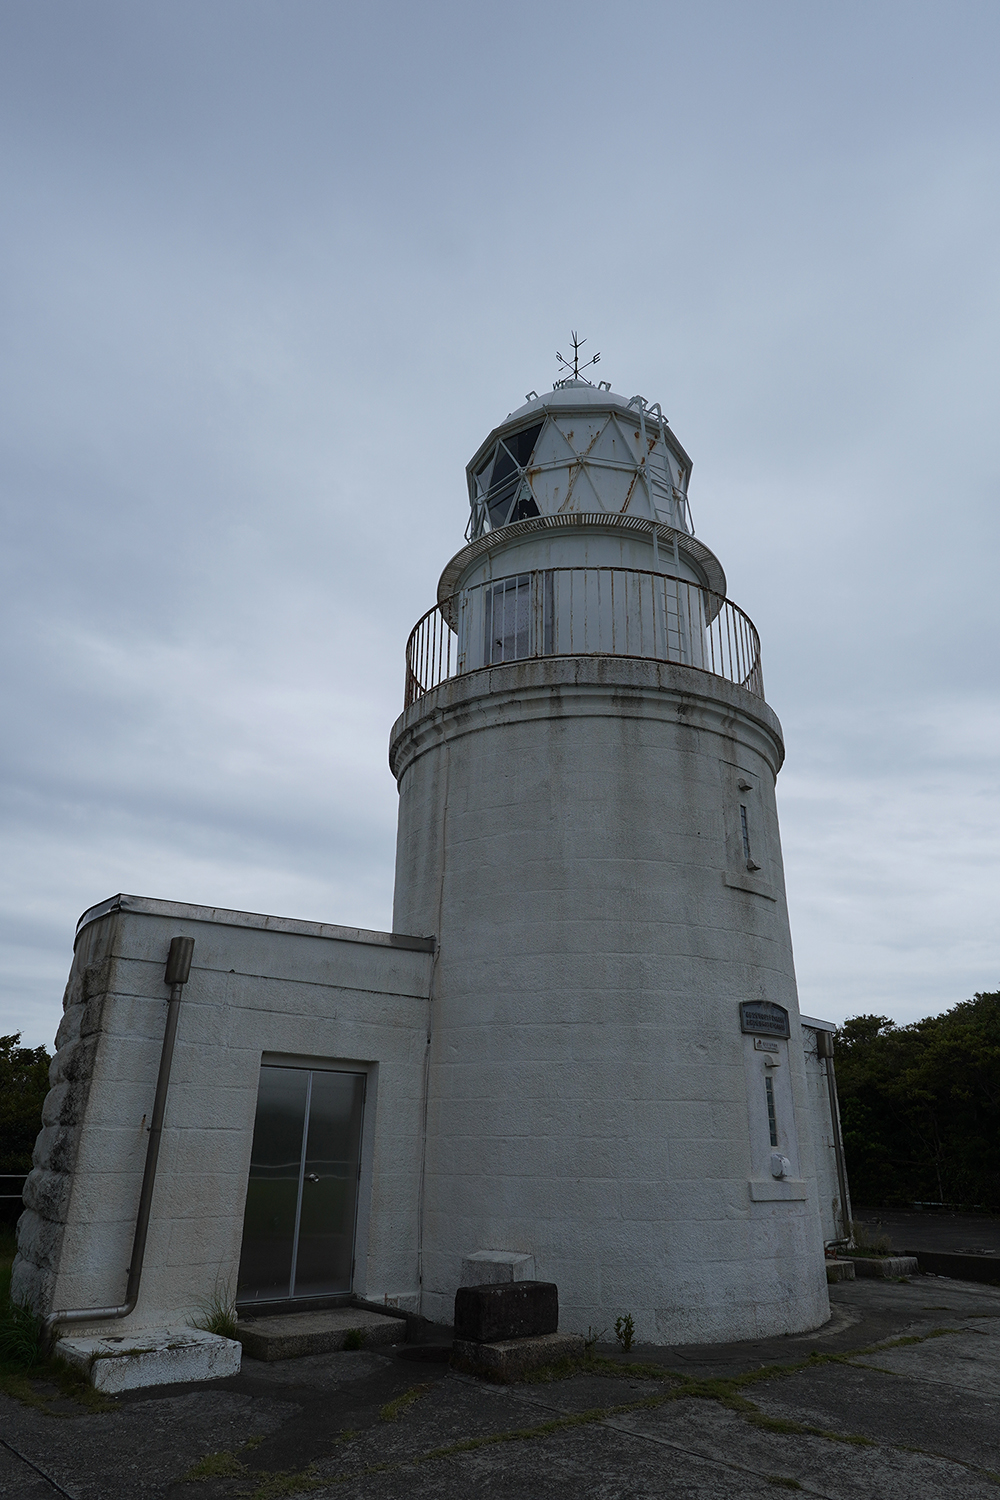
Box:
left=403, top=566, right=763, bottom=710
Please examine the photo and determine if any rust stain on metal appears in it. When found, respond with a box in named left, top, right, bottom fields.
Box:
left=587, top=417, right=612, bottom=455
left=621, top=469, right=641, bottom=512
left=563, top=460, right=583, bottom=507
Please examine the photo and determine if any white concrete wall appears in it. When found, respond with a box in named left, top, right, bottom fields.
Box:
left=439, top=515, right=728, bottom=603
left=390, top=654, right=830, bottom=1345
left=453, top=526, right=709, bottom=591
left=13, top=897, right=433, bottom=1335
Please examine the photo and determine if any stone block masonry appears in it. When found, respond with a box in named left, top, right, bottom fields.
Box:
left=454, top=1280, right=559, bottom=1343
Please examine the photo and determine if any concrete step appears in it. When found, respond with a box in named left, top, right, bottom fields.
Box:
left=452, top=1331, right=585, bottom=1381
left=908, top=1248, right=1000, bottom=1285
left=825, top=1259, right=856, bottom=1283
left=56, top=1327, right=241, bottom=1392
left=237, top=1307, right=405, bottom=1361
left=849, top=1255, right=919, bottom=1278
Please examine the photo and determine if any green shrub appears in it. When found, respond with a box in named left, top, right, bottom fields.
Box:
left=0, top=1264, right=42, bottom=1368
left=846, top=1220, right=893, bottom=1257
left=0, top=1034, right=51, bottom=1174
left=614, top=1314, right=635, bottom=1353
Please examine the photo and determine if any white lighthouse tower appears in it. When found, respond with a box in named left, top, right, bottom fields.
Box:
left=12, top=350, right=842, bottom=1387
left=390, top=353, right=830, bottom=1344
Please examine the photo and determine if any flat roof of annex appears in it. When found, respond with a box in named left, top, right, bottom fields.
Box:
left=75, top=892, right=435, bottom=953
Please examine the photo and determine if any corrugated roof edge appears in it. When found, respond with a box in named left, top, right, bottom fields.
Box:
left=74, top=894, right=436, bottom=954
left=800, top=1014, right=836, bottom=1032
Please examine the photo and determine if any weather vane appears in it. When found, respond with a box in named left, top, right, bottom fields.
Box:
left=556, top=331, right=600, bottom=380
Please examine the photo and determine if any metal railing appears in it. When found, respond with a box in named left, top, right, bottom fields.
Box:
left=0, top=1173, right=27, bottom=1202
left=404, top=566, right=763, bottom=709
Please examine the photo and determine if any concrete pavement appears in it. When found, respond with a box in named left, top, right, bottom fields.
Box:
left=2, top=1274, right=999, bottom=1498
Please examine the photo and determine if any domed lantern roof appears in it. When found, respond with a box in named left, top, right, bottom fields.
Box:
left=465, top=375, right=695, bottom=542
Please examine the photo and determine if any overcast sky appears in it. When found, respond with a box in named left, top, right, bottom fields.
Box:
left=2, top=1, right=999, bottom=1048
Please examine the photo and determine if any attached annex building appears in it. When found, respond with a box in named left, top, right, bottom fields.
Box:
left=14, top=375, right=851, bottom=1367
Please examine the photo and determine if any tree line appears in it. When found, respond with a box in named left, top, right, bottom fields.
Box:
left=835, top=991, right=1000, bottom=1210
left=0, top=1035, right=51, bottom=1228
left=0, top=1035, right=51, bottom=1176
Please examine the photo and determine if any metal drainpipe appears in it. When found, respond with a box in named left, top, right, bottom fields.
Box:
left=43, top=936, right=195, bottom=1348
left=816, top=1028, right=852, bottom=1245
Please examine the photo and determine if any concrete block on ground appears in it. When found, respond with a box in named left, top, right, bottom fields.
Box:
left=55, top=1327, right=241, bottom=1392
left=454, top=1280, right=558, bottom=1342
left=850, top=1255, right=919, bottom=1278
left=460, top=1249, right=535, bottom=1286
left=825, top=1259, right=856, bottom=1283
left=453, top=1331, right=585, bottom=1381
left=911, top=1249, right=1000, bottom=1284
left=237, top=1307, right=404, bottom=1361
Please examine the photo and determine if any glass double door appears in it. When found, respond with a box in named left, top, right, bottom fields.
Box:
left=238, top=1065, right=366, bottom=1306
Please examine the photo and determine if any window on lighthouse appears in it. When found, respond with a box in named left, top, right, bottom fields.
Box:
left=740, top=803, right=762, bottom=872
left=765, top=1074, right=779, bottom=1148
left=476, top=422, right=543, bottom=528
left=485, top=575, right=532, bottom=663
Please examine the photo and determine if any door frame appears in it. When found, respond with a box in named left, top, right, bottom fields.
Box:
left=237, top=1053, right=379, bottom=1310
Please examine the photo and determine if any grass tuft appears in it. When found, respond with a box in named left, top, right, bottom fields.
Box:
left=189, top=1283, right=239, bottom=1341
left=0, top=1296, right=42, bottom=1366
left=181, top=1450, right=246, bottom=1480
left=379, top=1382, right=432, bottom=1421
left=523, top=1352, right=677, bottom=1384
left=0, top=1262, right=113, bottom=1413
left=0, top=1259, right=42, bottom=1367
left=848, top=1219, right=894, bottom=1257
left=247, top=1464, right=325, bottom=1499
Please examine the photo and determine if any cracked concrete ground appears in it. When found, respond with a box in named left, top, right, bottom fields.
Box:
left=2, top=1276, right=999, bottom=1499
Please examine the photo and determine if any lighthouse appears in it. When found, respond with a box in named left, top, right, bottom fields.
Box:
left=15, top=352, right=842, bottom=1388
left=389, top=358, right=830, bottom=1344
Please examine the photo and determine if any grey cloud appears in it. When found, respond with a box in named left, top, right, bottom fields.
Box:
left=2, top=1, right=1000, bottom=1044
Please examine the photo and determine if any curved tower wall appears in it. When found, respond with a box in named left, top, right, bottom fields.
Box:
left=389, top=382, right=829, bottom=1344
